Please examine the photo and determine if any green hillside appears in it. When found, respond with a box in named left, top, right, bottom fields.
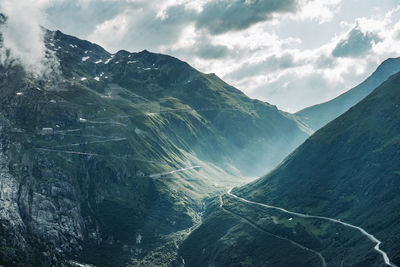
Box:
left=181, top=72, right=400, bottom=266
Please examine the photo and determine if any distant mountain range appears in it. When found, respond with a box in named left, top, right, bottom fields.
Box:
left=296, top=57, right=400, bottom=131
left=0, top=28, right=309, bottom=266
left=181, top=68, right=400, bottom=266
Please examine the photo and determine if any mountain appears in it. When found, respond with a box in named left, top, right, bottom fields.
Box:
left=0, top=29, right=309, bottom=266
left=296, top=57, right=400, bottom=131
left=181, top=72, right=400, bottom=266
left=54, top=30, right=311, bottom=177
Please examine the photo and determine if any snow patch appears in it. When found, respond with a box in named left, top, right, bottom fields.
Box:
left=95, top=59, right=103, bottom=64
left=135, top=127, right=145, bottom=136
left=80, top=77, right=87, bottom=81
left=82, top=56, right=90, bottom=62
left=104, top=54, right=116, bottom=64
left=68, top=261, right=95, bottom=267
left=94, top=77, right=100, bottom=81
left=136, top=234, right=142, bottom=244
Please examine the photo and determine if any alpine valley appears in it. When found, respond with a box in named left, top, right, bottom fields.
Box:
left=0, top=17, right=400, bottom=267
left=181, top=64, right=400, bottom=266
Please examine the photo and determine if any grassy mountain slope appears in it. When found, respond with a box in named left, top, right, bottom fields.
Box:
left=53, top=30, right=309, bottom=177
left=296, top=57, right=400, bottom=131
left=0, top=29, right=308, bottom=266
left=234, top=72, right=400, bottom=265
left=181, top=72, right=400, bottom=266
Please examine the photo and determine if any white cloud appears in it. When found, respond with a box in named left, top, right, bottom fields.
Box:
left=0, top=0, right=60, bottom=75
left=295, top=0, right=343, bottom=23
left=88, top=2, right=195, bottom=53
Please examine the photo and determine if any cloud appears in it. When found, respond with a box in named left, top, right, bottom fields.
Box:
left=196, top=42, right=230, bottom=59
left=165, top=31, right=231, bottom=60
left=0, top=0, right=60, bottom=76
left=295, top=0, right=342, bottom=23
left=228, top=53, right=300, bottom=80
left=332, top=25, right=382, bottom=58
left=196, top=0, right=299, bottom=34
left=88, top=3, right=196, bottom=52
left=251, top=70, right=338, bottom=111
left=44, top=0, right=144, bottom=38
left=314, top=54, right=337, bottom=69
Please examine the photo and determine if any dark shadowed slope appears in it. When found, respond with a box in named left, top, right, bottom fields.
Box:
left=296, top=57, right=400, bottom=131
left=181, top=71, right=400, bottom=267
left=235, top=72, right=400, bottom=265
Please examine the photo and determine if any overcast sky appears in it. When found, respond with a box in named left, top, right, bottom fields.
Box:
left=2, top=0, right=400, bottom=112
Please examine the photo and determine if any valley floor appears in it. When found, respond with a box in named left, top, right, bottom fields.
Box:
left=179, top=188, right=397, bottom=267
left=227, top=189, right=396, bottom=267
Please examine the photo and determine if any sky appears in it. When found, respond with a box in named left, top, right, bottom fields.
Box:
left=1, top=0, right=400, bottom=112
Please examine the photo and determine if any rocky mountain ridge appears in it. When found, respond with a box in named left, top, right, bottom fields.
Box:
left=0, top=28, right=309, bottom=266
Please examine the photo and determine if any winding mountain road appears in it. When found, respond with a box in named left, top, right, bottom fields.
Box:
left=219, top=195, right=327, bottom=267
left=149, top=166, right=201, bottom=178
left=227, top=189, right=397, bottom=267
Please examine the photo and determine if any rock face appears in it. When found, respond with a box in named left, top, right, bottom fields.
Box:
left=0, top=126, right=73, bottom=266
left=0, top=29, right=309, bottom=266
